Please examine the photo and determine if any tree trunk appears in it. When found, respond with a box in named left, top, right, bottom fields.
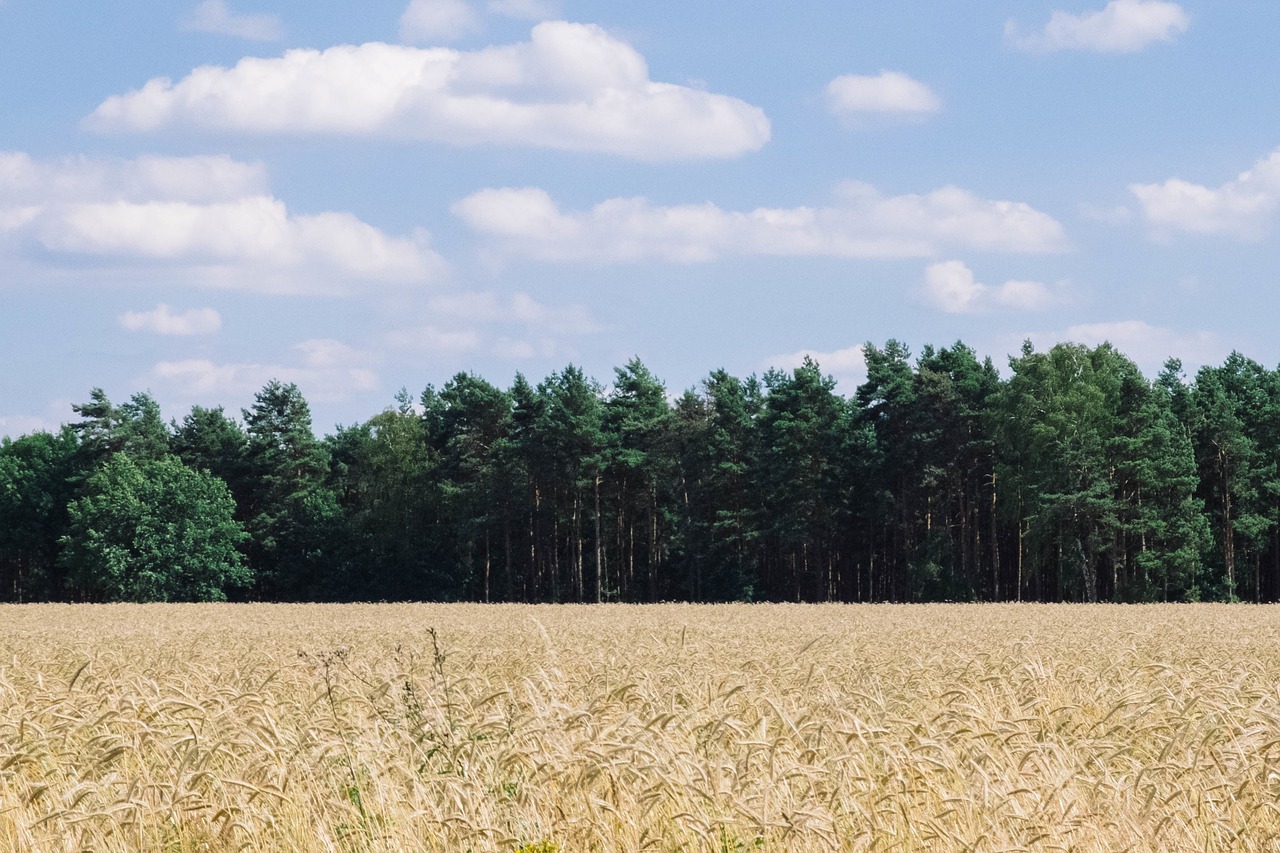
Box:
left=594, top=474, right=602, bottom=603
left=551, top=507, right=560, bottom=602
left=648, top=482, right=657, bottom=601
left=990, top=470, right=1000, bottom=601
left=483, top=531, right=491, bottom=604
left=1082, top=536, right=1098, bottom=604
left=573, top=490, right=582, bottom=602
left=504, top=520, right=513, bottom=602
left=1221, top=448, right=1235, bottom=600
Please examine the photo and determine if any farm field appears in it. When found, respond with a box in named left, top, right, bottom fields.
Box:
left=2, top=605, right=1280, bottom=851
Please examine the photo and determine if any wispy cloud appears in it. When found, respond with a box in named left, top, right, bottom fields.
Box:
left=120, top=304, right=222, bottom=336
left=143, top=339, right=379, bottom=405
left=399, top=0, right=481, bottom=43
left=183, top=0, right=283, bottom=42
left=1006, top=0, right=1188, bottom=53
left=488, top=0, right=559, bottom=20
left=1020, top=320, right=1224, bottom=375
left=0, top=414, right=58, bottom=439
left=453, top=182, right=1068, bottom=263
left=384, top=291, right=600, bottom=361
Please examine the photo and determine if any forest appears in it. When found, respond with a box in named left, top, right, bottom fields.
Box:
left=2, top=338, right=1277, bottom=604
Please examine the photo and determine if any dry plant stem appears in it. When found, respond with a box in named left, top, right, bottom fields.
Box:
left=2, top=603, right=1280, bottom=850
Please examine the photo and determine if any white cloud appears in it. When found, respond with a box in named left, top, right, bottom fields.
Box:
left=426, top=291, right=600, bottom=334
left=1078, top=202, right=1134, bottom=225
left=453, top=183, right=1068, bottom=263
left=384, top=290, right=599, bottom=359
left=765, top=345, right=867, bottom=394
left=1022, top=320, right=1224, bottom=375
left=0, top=151, right=266, bottom=203
left=825, top=72, right=940, bottom=121
left=143, top=339, right=378, bottom=404
left=399, top=0, right=481, bottom=43
left=490, top=337, right=542, bottom=359
left=0, top=206, right=38, bottom=233
left=0, top=399, right=74, bottom=439
left=120, top=304, right=222, bottom=336
left=0, top=151, right=444, bottom=294
left=183, top=0, right=283, bottom=42
left=1131, top=148, right=1280, bottom=239
left=922, top=260, right=1058, bottom=314
left=0, top=415, right=58, bottom=439
left=1006, top=0, right=1189, bottom=53
left=386, top=325, right=484, bottom=355
left=489, top=0, right=559, bottom=19
left=87, top=22, right=770, bottom=161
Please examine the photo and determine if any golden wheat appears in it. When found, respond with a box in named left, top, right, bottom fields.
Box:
left=1, top=604, right=1280, bottom=850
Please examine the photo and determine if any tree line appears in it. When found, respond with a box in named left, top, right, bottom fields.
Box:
left=5, top=339, right=1280, bottom=604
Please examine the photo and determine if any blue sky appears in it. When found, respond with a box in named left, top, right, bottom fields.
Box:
left=5, top=0, right=1280, bottom=436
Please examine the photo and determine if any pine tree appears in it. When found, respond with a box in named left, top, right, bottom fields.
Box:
left=758, top=357, right=848, bottom=601
left=538, top=366, right=605, bottom=602
left=432, top=373, right=514, bottom=601
left=242, top=380, right=346, bottom=600
left=327, top=391, right=441, bottom=600
left=604, top=358, right=674, bottom=602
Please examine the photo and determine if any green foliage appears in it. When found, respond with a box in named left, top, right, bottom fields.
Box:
left=0, top=428, right=82, bottom=600
left=327, top=404, right=439, bottom=601
left=516, top=841, right=560, bottom=853
left=1188, top=353, right=1280, bottom=601
left=69, top=389, right=170, bottom=466
left=242, top=380, right=347, bottom=600
left=172, top=405, right=250, bottom=490
left=757, top=357, right=848, bottom=600
left=429, top=372, right=516, bottom=600
left=59, top=453, right=249, bottom=601
left=15, top=340, right=1280, bottom=603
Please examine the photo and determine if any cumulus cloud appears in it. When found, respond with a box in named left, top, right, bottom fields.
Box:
left=143, top=339, right=378, bottom=404
left=399, top=0, right=481, bottom=42
left=922, top=260, right=1059, bottom=314
left=765, top=345, right=867, bottom=394
left=1131, top=148, right=1280, bottom=239
left=0, top=151, right=444, bottom=294
left=453, top=182, right=1068, bottom=263
left=120, top=304, right=222, bottom=336
left=1006, top=0, right=1189, bottom=53
left=183, top=0, right=283, bottom=42
left=86, top=22, right=770, bottom=161
left=825, top=72, right=940, bottom=122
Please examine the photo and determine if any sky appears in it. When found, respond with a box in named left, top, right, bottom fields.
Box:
left=5, top=0, right=1280, bottom=437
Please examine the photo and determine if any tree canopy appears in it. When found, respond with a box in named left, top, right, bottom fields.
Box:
left=59, top=453, right=248, bottom=602
left=7, top=341, right=1280, bottom=603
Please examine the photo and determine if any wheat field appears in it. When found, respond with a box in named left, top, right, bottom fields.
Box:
left=1, top=604, right=1280, bottom=851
